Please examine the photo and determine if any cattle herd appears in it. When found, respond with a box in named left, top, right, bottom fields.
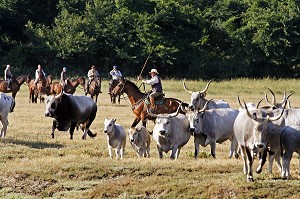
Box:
left=1, top=78, right=300, bottom=182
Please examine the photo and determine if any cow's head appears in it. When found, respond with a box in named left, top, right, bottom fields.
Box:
left=104, top=118, right=116, bottom=134
left=186, top=99, right=211, bottom=133
left=183, top=79, right=214, bottom=110
left=244, top=101, right=285, bottom=151
left=128, top=127, right=141, bottom=143
left=45, top=92, right=63, bottom=117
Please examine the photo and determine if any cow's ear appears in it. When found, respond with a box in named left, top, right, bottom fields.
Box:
left=113, top=118, right=117, bottom=122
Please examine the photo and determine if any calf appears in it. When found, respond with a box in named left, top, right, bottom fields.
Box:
left=103, top=118, right=126, bottom=159
left=0, top=93, right=15, bottom=138
left=128, top=126, right=151, bottom=157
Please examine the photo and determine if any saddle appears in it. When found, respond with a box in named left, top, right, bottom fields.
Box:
left=145, top=93, right=165, bottom=105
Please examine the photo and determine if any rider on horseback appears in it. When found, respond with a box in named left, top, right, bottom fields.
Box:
left=60, top=67, right=68, bottom=91
left=4, top=64, right=13, bottom=90
left=108, top=65, right=122, bottom=94
left=34, top=64, right=46, bottom=89
left=138, top=68, right=163, bottom=113
left=85, top=65, right=101, bottom=95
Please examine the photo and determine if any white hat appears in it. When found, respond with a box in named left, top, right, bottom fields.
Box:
left=63, top=67, right=67, bottom=71
left=149, top=69, right=159, bottom=74
left=6, top=64, right=10, bottom=68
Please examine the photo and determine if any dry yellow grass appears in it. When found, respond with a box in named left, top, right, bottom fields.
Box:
left=0, top=78, right=300, bottom=198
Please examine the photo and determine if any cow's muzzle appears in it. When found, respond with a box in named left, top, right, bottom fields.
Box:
left=45, top=112, right=52, bottom=117
left=159, top=130, right=166, bottom=135
left=188, top=104, right=195, bottom=110
left=189, top=127, right=195, bottom=132
left=104, top=130, right=107, bottom=133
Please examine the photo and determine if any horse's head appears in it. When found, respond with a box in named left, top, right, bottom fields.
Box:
left=78, top=77, right=85, bottom=87
left=37, top=71, right=46, bottom=86
left=47, top=74, right=53, bottom=86
left=26, top=74, right=32, bottom=84
left=112, top=80, right=125, bottom=95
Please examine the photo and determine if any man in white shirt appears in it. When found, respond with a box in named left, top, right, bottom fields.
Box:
left=34, top=64, right=46, bottom=89
left=138, top=69, right=163, bottom=112
left=108, top=65, right=122, bottom=94
left=4, top=64, right=13, bottom=90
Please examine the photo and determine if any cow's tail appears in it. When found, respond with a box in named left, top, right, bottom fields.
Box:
left=280, top=127, right=284, bottom=157
left=10, top=99, right=15, bottom=112
left=87, top=130, right=97, bottom=138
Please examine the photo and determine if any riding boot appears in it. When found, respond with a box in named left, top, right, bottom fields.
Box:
left=108, top=83, right=111, bottom=94
left=85, top=82, right=89, bottom=95
left=149, top=96, right=156, bottom=113
left=7, top=82, right=11, bottom=90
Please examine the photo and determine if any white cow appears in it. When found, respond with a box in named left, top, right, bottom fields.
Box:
left=149, top=109, right=191, bottom=159
left=103, top=118, right=126, bottom=159
left=128, top=126, right=151, bottom=158
left=185, top=100, right=239, bottom=159
left=0, top=93, right=15, bottom=138
left=233, top=102, right=285, bottom=181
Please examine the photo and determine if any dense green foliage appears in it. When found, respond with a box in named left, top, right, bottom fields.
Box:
left=0, top=0, right=300, bottom=79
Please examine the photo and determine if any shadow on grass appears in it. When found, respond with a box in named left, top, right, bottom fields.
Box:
left=2, top=138, right=64, bottom=149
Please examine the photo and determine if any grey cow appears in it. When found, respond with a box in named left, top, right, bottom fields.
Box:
left=185, top=100, right=239, bottom=159
left=149, top=109, right=191, bottom=160
left=128, top=126, right=151, bottom=158
left=183, top=79, right=230, bottom=110
left=233, top=102, right=285, bottom=181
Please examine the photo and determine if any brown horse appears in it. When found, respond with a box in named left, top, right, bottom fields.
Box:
left=0, top=75, right=29, bottom=99
left=110, top=79, right=121, bottom=104
left=50, top=77, right=85, bottom=95
left=111, top=79, right=184, bottom=127
left=27, top=74, right=52, bottom=103
left=86, top=77, right=101, bottom=102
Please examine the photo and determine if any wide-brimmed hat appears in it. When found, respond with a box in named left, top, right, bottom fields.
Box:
left=91, top=65, right=96, bottom=69
left=149, top=69, right=159, bottom=74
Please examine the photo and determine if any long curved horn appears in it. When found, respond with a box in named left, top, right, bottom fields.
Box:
left=55, top=90, right=63, bottom=99
left=200, top=79, right=214, bottom=94
left=147, top=108, right=157, bottom=118
left=265, top=93, right=276, bottom=107
left=198, top=99, right=213, bottom=113
left=237, top=95, right=244, bottom=109
left=267, top=88, right=276, bottom=104
left=279, top=90, right=294, bottom=103
left=168, top=103, right=183, bottom=117
left=244, top=101, right=257, bottom=120
left=256, top=98, right=265, bottom=109
left=182, top=80, right=193, bottom=94
left=268, top=102, right=286, bottom=122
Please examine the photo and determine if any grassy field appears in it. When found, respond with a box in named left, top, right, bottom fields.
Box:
left=1, top=78, right=300, bottom=199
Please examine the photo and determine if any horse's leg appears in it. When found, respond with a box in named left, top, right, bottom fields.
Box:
left=131, top=117, right=141, bottom=128
left=118, top=95, right=120, bottom=104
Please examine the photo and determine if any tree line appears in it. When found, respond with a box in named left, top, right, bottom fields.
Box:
left=0, top=0, right=300, bottom=80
